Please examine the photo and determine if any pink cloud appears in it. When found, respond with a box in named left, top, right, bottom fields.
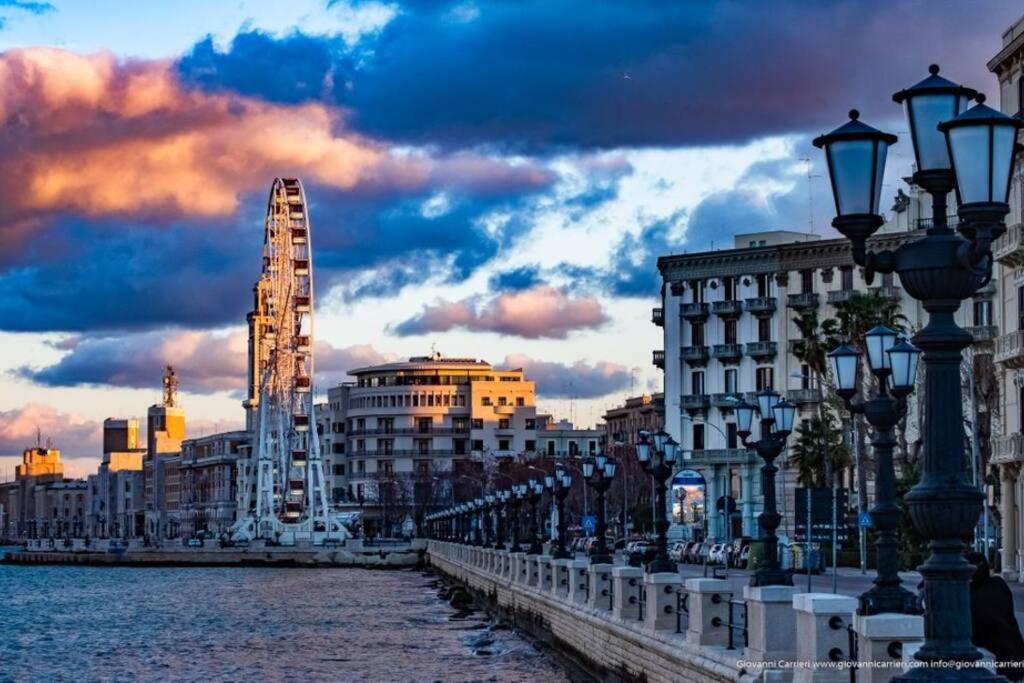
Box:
left=0, top=403, right=102, bottom=459
left=394, top=285, right=608, bottom=339
left=499, top=354, right=630, bottom=399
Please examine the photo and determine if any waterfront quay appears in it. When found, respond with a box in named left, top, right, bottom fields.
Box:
left=3, top=537, right=423, bottom=568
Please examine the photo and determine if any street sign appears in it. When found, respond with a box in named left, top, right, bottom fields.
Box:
left=794, top=487, right=851, bottom=543
left=582, top=515, right=597, bottom=535
left=858, top=512, right=873, bottom=528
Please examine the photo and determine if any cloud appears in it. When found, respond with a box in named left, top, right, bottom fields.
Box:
left=182, top=2, right=1016, bottom=150
left=0, top=0, right=53, bottom=15
left=392, top=285, right=608, bottom=339
left=499, top=354, right=631, bottom=399
left=487, top=265, right=543, bottom=292
left=0, top=403, right=102, bottom=458
left=17, top=328, right=393, bottom=394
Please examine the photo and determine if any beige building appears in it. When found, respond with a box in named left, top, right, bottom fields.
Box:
left=180, top=430, right=247, bottom=538
left=602, top=393, right=665, bottom=447
left=0, top=447, right=87, bottom=540
left=86, top=418, right=147, bottom=538
left=535, top=415, right=603, bottom=458
left=987, top=16, right=1024, bottom=579
left=316, top=353, right=538, bottom=536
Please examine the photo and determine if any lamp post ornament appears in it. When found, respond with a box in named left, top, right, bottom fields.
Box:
left=526, top=480, right=544, bottom=555
left=636, top=430, right=680, bottom=574
left=584, top=453, right=618, bottom=565
left=549, top=469, right=573, bottom=559
left=815, top=64, right=1021, bottom=679
left=735, top=389, right=796, bottom=587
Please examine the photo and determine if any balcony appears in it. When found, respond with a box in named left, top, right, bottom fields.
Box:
left=746, top=341, right=778, bottom=360
left=680, top=345, right=710, bottom=366
left=967, top=325, right=999, bottom=344
left=995, top=331, right=1024, bottom=368
left=651, top=307, right=664, bottom=327
left=680, top=302, right=710, bottom=321
left=712, top=343, right=743, bottom=364
left=711, top=392, right=743, bottom=408
left=913, top=215, right=959, bottom=231
left=652, top=350, right=665, bottom=369
left=827, top=290, right=857, bottom=305
left=680, top=394, right=711, bottom=412
left=786, top=388, right=823, bottom=405
left=683, top=448, right=752, bottom=465
left=868, top=285, right=902, bottom=302
left=993, top=434, right=1024, bottom=464
left=993, top=222, right=1024, bottom=267
left=712, top=300, right=744, bottom=319
left=745, top=297, right=777, bottom=317
left=786, top=292, right=819, bottom=310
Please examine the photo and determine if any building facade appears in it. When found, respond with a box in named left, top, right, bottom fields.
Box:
left=535, top=415, right=603, bottom=458
left=0, top=447, right=86, bottom=540
left=988, top=16, right=1024, bottom=579
left=656, top=223, right=989, bottom=543
left=602, top=393, right=665, bottom=446
left=180, top=430, right=247, bottom=538
left=143, top=372, right=186, bottom=541
left=86, top=419, right=147, bottom=539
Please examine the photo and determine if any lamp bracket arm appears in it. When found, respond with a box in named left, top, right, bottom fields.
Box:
left=862, top=249, right=897, bottom=285
left=956, top=240, right=993, bottom=284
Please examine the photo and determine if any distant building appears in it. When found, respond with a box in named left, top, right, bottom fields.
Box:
left=86, top=418, right=146, bottom=538
left=143, top=366, right=186, bottom=541
left=0, top=447, right=86, bottom=539
left=535, top=415, right=602, bottom=457
left=180, top=431, right=248, bottom=538
left=602, top=393, right=665, bottom=446
left=316, top=353, right=538, bottom=536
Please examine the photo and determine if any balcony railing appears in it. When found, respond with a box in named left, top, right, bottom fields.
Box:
left=995, top=331, right=1024, bottom=368
left=680, top=302, right=710, bottom=320
left=347, top=426, right=471, bottom=437
left=683, top=448, right=752, bottom=464
left=786, top=292, right=819, bottom=309
left=680, top=394, right=711, bottom=412
left=993, top=433, right=1024, bottom=464
left=868, top=285, right=901, bottom=301
left=786, top=388, right=822, bottom=405
left=712, top=300, right=744, bottom=318
left=913, top=215, right=959, bottom=231
left=745, top=341, right=778, bottom=359
left=352, top=449, right=460, bottom=457
left=652, top=350, right=665, bottom=368
left=827, top=290, right=857, bottom=305
left=994, top=222, right=1024, bottom=267
left=967, top=325, right=999, bottom=344
left=712, top=343, right=743, bottom=363
left=652, top=307, right=664, bottom=326
left=680, top=346, right=710, bottom=365
left=745, top=297, right=777, bottom=316
left=711, top=392, right=743, bottom=408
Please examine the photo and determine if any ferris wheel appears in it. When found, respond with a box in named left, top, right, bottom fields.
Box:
left=233, top=178, right=343, bottom=543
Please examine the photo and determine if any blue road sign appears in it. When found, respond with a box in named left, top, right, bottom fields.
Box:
left=582, top=515, right=597, bottom=535
left=858, top=512, right=873, bottom=528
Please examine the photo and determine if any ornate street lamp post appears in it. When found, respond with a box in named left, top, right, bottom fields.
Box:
left=510, top=484, right=527, bottom=552
left=483, top=494, right=496, bottom=547
left=495, top=489, right=510, bottom=550
left=549, top=468, right=573, bottom=559
left=815, top=64, right=1021, bottom=678
left=830, top=331, right=922, bottom=615
left=472, top=499, right=484, bottom=546
left=526, top=480, right=545, bottom=555
left=583, top=453, right=618, bottom=565
left=736, top=389, right=796, bottom=587
left=636, top=430, right=680, bottom=573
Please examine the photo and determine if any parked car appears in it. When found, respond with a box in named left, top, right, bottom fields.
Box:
left=737, top=545, right=751, bottom=569
left=628, top=541, right=658, bottom=566
left=668, top=541, right=687, bottom=563
left=708, top=543, right=726, bottom=565
left=727, top=537, right=752, bottom=567
left=685, top=541, right=703, bottom=564
left=698, top=543, right=713, bottom=565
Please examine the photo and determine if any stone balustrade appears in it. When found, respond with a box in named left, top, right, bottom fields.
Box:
left=427, top=541, right=928, bottom=683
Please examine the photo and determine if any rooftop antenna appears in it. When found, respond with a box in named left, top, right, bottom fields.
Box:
left=162, top=365, right=179, bottom=408
left=800, top=156, right=821, bottom=234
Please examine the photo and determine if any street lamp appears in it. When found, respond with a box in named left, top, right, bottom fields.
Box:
left=483, top=494, right=496, bottom=547
left=637, top=429, right=680, bottom=573
left=525, top=480, right=545, bottom=555
left=472, top=498, right=484, bottom=546
left=584, top=453, right=617, bottom=564
left=736, top=389, right=796, bottom=587
left=510, top=484, right=526, bottom=552
left=549, top=468, right=573, bottom=559
left=830, top=329, right=922, bottom=615
left=494, top=490, right=509, bottom=550
left=816, top=64, right=1021, bottom=678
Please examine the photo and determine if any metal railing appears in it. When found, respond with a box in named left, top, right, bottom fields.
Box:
left=723, top=593, right=748, bottom=651
left=629, top=577, right=645, bottom=621
left=347, top=427, right=471, bottom=437
left=675, top=589, right=690, bottom=633
left=913, top=214, right=959, bottom=231
left=604, top=571, right=614, bottom=610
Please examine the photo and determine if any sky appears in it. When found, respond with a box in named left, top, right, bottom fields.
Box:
left=0, top=0, right=1020, bottom=478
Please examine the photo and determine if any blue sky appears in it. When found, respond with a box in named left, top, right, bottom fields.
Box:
left=0, top=0, right=1019, bottom=476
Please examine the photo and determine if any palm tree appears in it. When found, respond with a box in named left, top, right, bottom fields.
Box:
left=791, top=308, right=842, bottom=486
left=788, top=415, right=850, bottom=487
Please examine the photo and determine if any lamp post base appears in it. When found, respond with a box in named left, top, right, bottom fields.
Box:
left=591, top=552, right=613, bottom=565
left=648, top=557, right=675, bottom=574
left=859, top=587, right=920, bottom=616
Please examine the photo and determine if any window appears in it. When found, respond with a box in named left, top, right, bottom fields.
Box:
left=758, top=317, right=771, bottom=342
left=417, top=417, right=432, bottom=433
left=756, top=367, right=774, bottom=391
left=415, top=439, right=430, bottom=455
left=801, top=270, right=814, bottom=294
left=801, top=364, right=811, bottom=390
left=525, top=440, right=536, bottom=452
left=332, top=443, right=345, bottom=455
left=498, top=418, right=511, bottom=429
left=380, top=439, right=394, bottom=455
left=516, top=397, right=525, bottom=407
left=724, top=368, right=738, bottom=393
left=454, top=439, right=467, bottom=455
left=568, top=442, right=579, bottom=456
left=357, top=460, right=366, bottom=474
left=756, top=273, right=771, bottom=297
left=481, top=396, right=492, bottom=406
left=498, top=439, right=510, bottom=450
left=356, top=439, right=365, bottom=453
left=415, top=460, right=431, bottom=476
left=841, top=267, right=854, bottom=291
left=382, top=460, right=394, bottom=476
left=333, top=464, right=345, bottom=476
left=471, top=439, right=484, bottom=451
left=724, top=319, right=737, bottom=344
left=723, top=276, right=736, bottom=301
left=692, top=423, right=705, bottom=451
left=525, top=418, right=536, bottom=430
left=690, top=279, right=705, bottom=303
left=498, top=396, right=508, bottom=406
left=691, top=371, right=705, bottom=395
left=471, top=418, right=484, bottom=429
left=380, top=418, right=394, bottom=433
left=691, top=321, right=705, bottom=346
left=726, top=423, right=738, bottom=449
left=974, top=300, right=991, bottom=327
left=547, top=441, right=556, bottom=456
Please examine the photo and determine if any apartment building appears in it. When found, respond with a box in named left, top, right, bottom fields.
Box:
left=988, top=15, right=1024, bottom=579
left=602, top=393, right=665, bottom=446
left=86, top=419, right=147, bottom=539
left=0, top=447, right=86, bottom=540
left=655, top=220, right=989, bottom=543
left=180, top=430, right=248, bottom=538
